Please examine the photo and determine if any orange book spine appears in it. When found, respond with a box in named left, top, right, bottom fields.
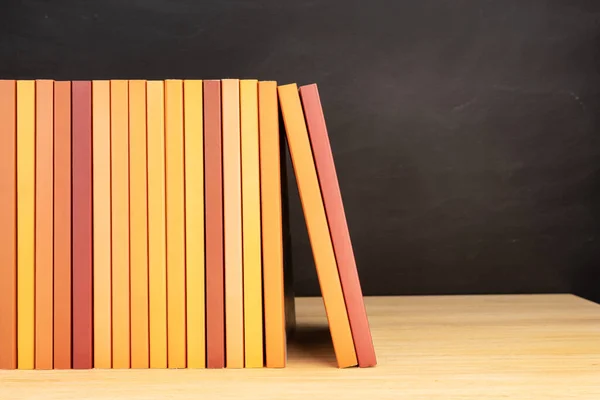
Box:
left=300, top=84, right=376, bottom=367
left=240, top=79, right=263, bottom=368
left=259, top=81, right=286, bottom=368
left=92, top=80, right=112, bottom=369
left=35, top=80, right=54, bottom=370
left=183, top=80, right=205, bottom=369
left=17, top=80, right=35, bottom=370
left=222, top=79, right=244, bottom=368
left=110, top=80, right=131, bottom=369
left=165, top=80, right=186, bottom=368
left=147, top=81, right=168, bottom=368
left=129, top=80, right=150, bottom=369
left=53, top=81, right=72, bottom=370
left=0, top=80, right=17, bottom=370
left=277, top=83, right=357, bottom=368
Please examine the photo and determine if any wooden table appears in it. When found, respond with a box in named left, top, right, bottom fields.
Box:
left=1, top=295, right=599, bottom=399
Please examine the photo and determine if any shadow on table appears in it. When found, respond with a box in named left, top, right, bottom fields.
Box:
left=287, top=325, right=337, bottom=367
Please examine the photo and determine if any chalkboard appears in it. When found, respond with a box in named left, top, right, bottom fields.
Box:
left=2, top=0, right=599, bottom=301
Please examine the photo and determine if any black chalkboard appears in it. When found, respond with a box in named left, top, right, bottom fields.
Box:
left=2, top=0, right=599, bottom=301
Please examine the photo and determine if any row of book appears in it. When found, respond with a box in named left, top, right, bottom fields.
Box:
left=0, top=79, right=375, bottom=369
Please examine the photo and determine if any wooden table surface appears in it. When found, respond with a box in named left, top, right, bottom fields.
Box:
left=1, top=295, right=599, bottom=399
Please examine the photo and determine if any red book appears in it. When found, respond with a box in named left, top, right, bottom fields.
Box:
left=204, top=80, right=225, bottom=368
left=72, top=81, right=93, bottom=369
left=299, top=84, right=376, bottom=367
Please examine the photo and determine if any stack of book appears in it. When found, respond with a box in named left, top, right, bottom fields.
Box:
left=0, top=79, right=376, bottom=370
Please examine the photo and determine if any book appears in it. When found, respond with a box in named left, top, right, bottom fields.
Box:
left=300, top=84, right=376, bottom=367
left=147, top=81, right=168, bottom=369
left=165, top=79, right=187, bottom=368
left=53, top=81, right=72, bottom=370
left=241, top=79, right=264, bottom=368
left=222, top=78, right=244, bottom=368
left=110, top=80, right=131, bottom=369
left=183, top=79, right=205, bottom=369
left=259, top=81, right=286, bottom=368
left=72, top=81, right=93, bottom=369
left=17, top=80, right=35, bottom=370
left=129, top=80, right=150, bottom=369
left=277, top=83, right=357, bottom=368
left=204, top=80, right=225, bottom=369
left=0, top=80, right=17, bottom=370
left=35, top=79, right=54, bottom=370
left=92, top=80, right=112, bottom=369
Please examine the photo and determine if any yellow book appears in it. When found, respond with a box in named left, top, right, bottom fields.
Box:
left=165, top=80, right=186, bottom=368
left=110, top=80, right=131, bottom=369
left=259, top=81, right=286, bottom=368
left=92, top=80, right=112, bottom=369
left=183, top=80, right=205, bottom=368
left=129, top=80, right=150, bottom=369
left=17, top=80, right=35, bottom=370
left=277, top=83, right=357, bottom=368
left=240, top=79, right=263, bottom=368
left=147, top=81, right=168, bottom=369
left=222, top=79, right=244, bottom=368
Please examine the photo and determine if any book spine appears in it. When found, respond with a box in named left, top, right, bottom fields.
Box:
left=204, top=80, right=225, bottom=369
left=129, top=80, right=150, bottom=369
left=53, top=81, right=71, bottom=369
left=0, top=80, right=17, bottom=370
left=222, top=79, right=244, bottom=368
left=72, top=81, right=93, bottom=369
left=17, top=80, right=36, bottom=370
left=92, top=80, right=112, bottom=369
left=110, top=80, right=131, bottom=369
left=147, top=81, right=168, bottom=369
left=277, top=83, right=357, bottom=368
left=183, top=80, right=206, bottom=369
left=241, top=80, right=263, bottom=368
left=259, top=81, right=286, bottom=368
left=35, top=79, right=54, bottom=370
left=300, top=84, right=376, bottom=367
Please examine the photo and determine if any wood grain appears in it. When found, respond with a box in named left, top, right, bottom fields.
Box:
left=0, top=295, right=598, bottom=399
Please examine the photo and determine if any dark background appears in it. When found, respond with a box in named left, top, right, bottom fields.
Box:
left=2, top=1, right=600, bottom=302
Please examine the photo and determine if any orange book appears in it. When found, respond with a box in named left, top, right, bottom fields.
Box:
left=183, top=80, right=205, bottom=368
left=129, top=80, right=150, bottom=369
left=240, top=79, right=263, bottom=368
left=110, top=80, right=131, bottom=369
left=165, top=80, right=186, bottom=368
left=92, top=80, right=112, bottom=369
left=277, top=83, right=357, bottom=368
left=222, top=79, right=244, bottom=368
left=0, top=80, right=17, bottom=370
left=147, top=81, right=168, bottom=368
left=53, top=81, right=72, bottom=370
left=300, top=84, right=376, bottom=367
left=35, top=80, right=54, bottom=370
left=259, top=81, right=286, bottom=368
left=17, top=80, right=35, bottom=370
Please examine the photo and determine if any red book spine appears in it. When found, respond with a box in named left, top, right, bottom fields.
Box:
left=72, top=81, right=93, bottom=369
left=299, top=84, right=376, bottom=367
left=204, top=80, right=225, bottom=368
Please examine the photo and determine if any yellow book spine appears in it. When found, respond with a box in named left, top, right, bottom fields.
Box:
left=147, top=81, right=168, bottom=369
left=277, top=84, right=357, bottom=368
left=183, top=80, right=205, bottom=368
left=110, top=80, right=131, bottom=369
left=222, top=79, right=244, bottom=368
left=17, top=80, right=35, bottom=370
left=240, top=79, right=263, bottom=368
left=129, top=80, right=150, bottom=369
left=92, top=80, right=112, bottom=369
left=165, top=80, right=186, bottom=368
left=259, top=81, right=286, bottom=368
